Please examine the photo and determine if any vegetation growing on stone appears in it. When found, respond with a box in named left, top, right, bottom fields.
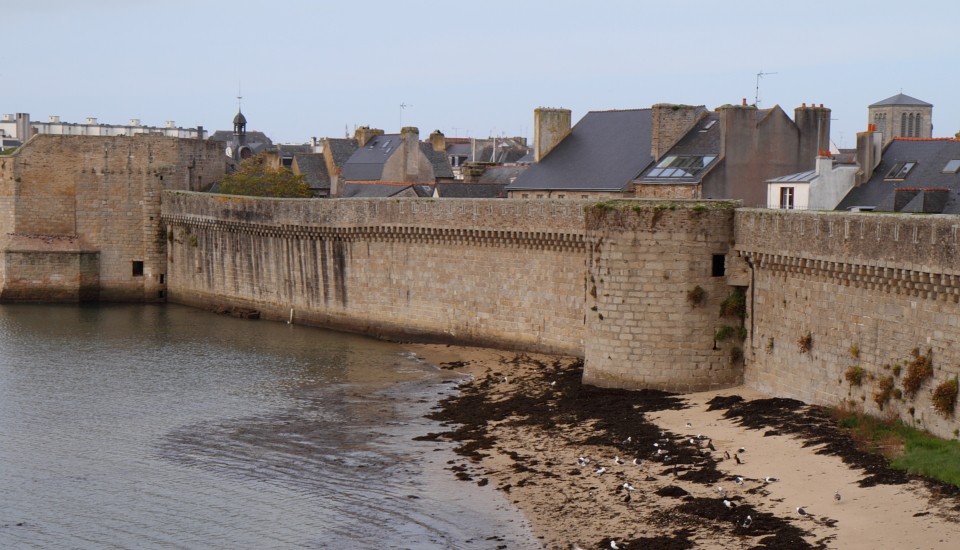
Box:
left=902, top=348, right=933, bottom=397
left=797, top=332, right=813, bottom=354
left=873, top=376, right=895, bottom=409
left=845, top=366, right=864, bottom=386
left=219, top=152, right=312, bottom=198
left=719, top=288, right=746, bottom=320
left=932, top=378, right=959, bottom=417
left=686, top=285, right=706, bottom=307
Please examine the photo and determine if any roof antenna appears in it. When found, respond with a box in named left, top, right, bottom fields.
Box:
left=400, top=102, right=412, bottom=129
left=755, top=70, right=777, bottom=107
left=237, top=80, right=243, bottom=112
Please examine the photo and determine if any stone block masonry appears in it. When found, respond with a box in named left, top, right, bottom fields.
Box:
left=736, top=209, right=960, bottom=438
left=0, top=134, right=224, bottom=302
left=162, top=194, right=590, bottom=356
left=583, top=201, right=743, bottom=392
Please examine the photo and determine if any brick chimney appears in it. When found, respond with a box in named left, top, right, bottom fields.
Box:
left=650, top=104, right=707, bottom=160
left=354, top=125, right=384, bottom=147
left=534, top=108, right=571, bottom=162
left=429, top=129, right=446, bottom=152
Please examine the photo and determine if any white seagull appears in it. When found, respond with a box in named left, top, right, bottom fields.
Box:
left=741, top=515, right=753, bottom=528
left=734, top=476, right=744, bottom=485
left=797, top=506, right=812, bottom=517
left=723, top=499, right=736, bottom=509
left=595, top=466, right=606, bottom=476
left=716, top=486, right=727, bottom=497
left=622, top=482, right=636, bottom=492
left=764, top=476, right=779, bottom=483
left=577, top=456, right=590, bottom=466
left=613, top=456, right=625, bottom=465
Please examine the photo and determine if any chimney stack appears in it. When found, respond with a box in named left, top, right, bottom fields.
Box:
left=429, top=129, right=446, bottom=152
left=534, top=108, right=571, bottom=162
left=650, top=104, right=707, bottom=160
left=855, top=126, right=883, bottom=186
left=401, top=126, right=420, bottom=181
left=354, top=125, right=384, bottom=147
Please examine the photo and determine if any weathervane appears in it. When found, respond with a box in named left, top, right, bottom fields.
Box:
left=400, top=102, right=412, bottom=128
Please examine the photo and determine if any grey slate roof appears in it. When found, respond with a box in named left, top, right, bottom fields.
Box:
left=293, top=153, right=330, bottom=191
left=208, top=130, right=274, bottom=146
left=326, top=138, right=358, bottom=168
left=766, top=170, right=817, bottom=184
left=420, top=143, right=455, bottom=178
left=434, top=183, right=507, bottom=198
left=341, top=182, right=410, bottom=198
left=341, top=134, right=399, bottom=181
left=477, top=165, right=526, bottom=185
left=507, top=109, right=653, bottom=192
left=836, top=138, right=960, bottom=212
left=340, top=183, right=435, bottom=198
left=870, top=93, right=932, bottom=107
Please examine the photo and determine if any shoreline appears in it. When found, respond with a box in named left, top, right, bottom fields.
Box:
left=407, top=343, right=960, bottom=550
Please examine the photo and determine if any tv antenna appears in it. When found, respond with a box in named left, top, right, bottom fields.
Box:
left=755, top=70, right=777, bottom=107
left=399, top=102, right=412, bottom=128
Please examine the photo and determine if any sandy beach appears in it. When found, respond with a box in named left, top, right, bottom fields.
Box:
left=407, top=344, right=960, bottom=550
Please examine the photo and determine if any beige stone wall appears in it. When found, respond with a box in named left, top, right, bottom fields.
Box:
left=736, top=209, right=960, bottom=438
left=162, top=194, right=590, bottom=355
left=0, top=135, right=225, bottom=301
left=582, top=200, right=743, bottom=391
left=634, top=183, right=700, bottom=200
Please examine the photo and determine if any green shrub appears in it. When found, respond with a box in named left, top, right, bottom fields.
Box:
left=714, top=325, right=735, bottom=341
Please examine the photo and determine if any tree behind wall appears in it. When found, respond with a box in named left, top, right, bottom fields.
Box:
left=219, top=152, right=312, bottom=198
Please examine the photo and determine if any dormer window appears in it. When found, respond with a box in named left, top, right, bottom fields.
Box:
left=885, top=161, right=916, bottom=180
left=943, top=160, right=960, bottom=174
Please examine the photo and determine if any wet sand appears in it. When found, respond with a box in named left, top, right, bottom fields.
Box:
left=407, top=344, right=960, bottom=550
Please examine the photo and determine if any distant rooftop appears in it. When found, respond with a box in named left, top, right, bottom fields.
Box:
left=869, top=93, right=932, bottom=107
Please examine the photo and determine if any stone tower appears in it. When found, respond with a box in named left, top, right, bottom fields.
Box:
left=868, top=93, right=932, bottom=147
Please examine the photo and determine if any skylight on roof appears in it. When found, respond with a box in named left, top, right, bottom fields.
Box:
left=700, top=120, right=717, bottom=132
left=647, top=155, right=717, bottom=178
left=943, top=159, right=960, bottom=174
left=885, top=161, right=916, bottom=180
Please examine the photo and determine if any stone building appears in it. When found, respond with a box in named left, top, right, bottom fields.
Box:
left=0, top=134, right=225, bottom=302
left=337, top=126, right=454, bottom=198
left=507, top=101, right=829, bottom=207
left=868, top=93, right=933, bottom=147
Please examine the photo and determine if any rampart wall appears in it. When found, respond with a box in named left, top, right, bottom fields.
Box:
left=583, top=202, right=745, bottom=391
left=0, top=135, right=224, bottom=301
left=736, top=209, right=960, bottom=437
left=161, top=194, right=590, bottom=355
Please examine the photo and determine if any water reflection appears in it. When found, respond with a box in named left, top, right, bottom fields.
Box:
left=0, top=304, right=536, bottom=548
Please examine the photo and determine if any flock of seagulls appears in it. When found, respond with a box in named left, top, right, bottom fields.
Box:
left=570, top=418, right=844, bottom=548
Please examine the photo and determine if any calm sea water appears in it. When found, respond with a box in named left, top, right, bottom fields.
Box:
left=0, top=304, right=537, bottom=549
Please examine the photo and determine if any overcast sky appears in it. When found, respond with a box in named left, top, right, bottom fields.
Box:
left=4, top=0, right=958, bottom=148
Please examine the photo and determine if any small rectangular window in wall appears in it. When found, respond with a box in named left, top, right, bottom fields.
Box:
left=132, top=261, right=144, bottom=277
left=779, top=187, right=795, bottom=209
left=712, top=255, right=726, bottom=277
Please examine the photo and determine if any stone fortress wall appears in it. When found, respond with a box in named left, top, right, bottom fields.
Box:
left=736, top=209, right=960, bottom=438
left=0, top=135, right=224, bottom=301
left=161, top=194, right=590, bottom=356
left=2, top=133, right=958, bottom=438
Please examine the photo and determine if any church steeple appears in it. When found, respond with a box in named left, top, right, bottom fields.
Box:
left=233, top=108, right=246, bottom=145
